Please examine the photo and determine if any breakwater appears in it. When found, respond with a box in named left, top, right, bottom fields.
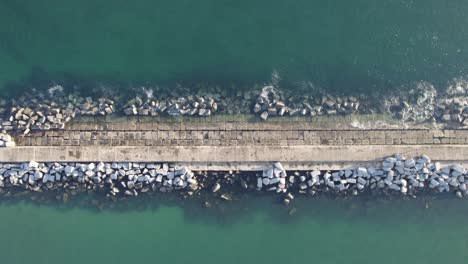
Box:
left=2, top=82, right=468, bottom=204
left=0, top=154, right=467, bottom=207
left=2, top=81, right=468, bottom=141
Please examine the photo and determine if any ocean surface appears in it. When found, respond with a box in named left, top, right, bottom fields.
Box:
left=1, top=0, right=468, bottom=94
left=1, top=1, right=468, bottom=263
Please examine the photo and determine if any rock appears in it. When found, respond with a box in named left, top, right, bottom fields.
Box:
left=452, top=165, right=465, bottom=174
left=28, top=161, right=39, bottom=169
left=310, top=170, right=321, bottom=178
left=404, top=158, right=415, bottom=168
left=257, top=178, right=263, bottom=189
left=212, top=183, right=221, bottom=193
left=274, top=162, right=284, bottom=171
left=356, top=167, right=367, bottom=176
left=220, top=193, right=233, bottom=201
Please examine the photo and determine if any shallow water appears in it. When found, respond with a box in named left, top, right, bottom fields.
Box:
left=1, top=1, right=468, bottom=263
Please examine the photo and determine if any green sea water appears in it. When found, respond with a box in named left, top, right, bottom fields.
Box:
left=2, top=1, right=468, bottom=263
left=1, top=197, right=468, bottom=264
left=1, top=0, right=468, bottom=93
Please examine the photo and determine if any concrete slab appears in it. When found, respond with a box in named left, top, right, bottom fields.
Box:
left=1, top=145, right=468, bottom=170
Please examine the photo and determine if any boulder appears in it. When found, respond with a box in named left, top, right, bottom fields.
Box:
left=212, top=183, right=221, bottom=193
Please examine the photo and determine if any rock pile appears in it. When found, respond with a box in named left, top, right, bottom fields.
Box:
left=0, top=162, right=199, bottom=197
left=7, top=81, right=468, bottom=133
left=257, top=162, right=287, bottom=192
left=123, top=95, right=219, bottom=117
left=384, top=81, right=438, bottom=123
left=0, top=132, right=15, bottom=147
left=433, top=97, right=468, bottom=126
left=7, top=104, right=75, bottom=134
left=266, top=154, right=468, bottom=198
left=1, top=86, right=115, bottom=134
left=74, top=97, right=115, bottom=116
left=0, top=154, right=467, bottom=200
left=254, top=86, right=360, bottom=120
left=383, top=80, right=468, bottom=127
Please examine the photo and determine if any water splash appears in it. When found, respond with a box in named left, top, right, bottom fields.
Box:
left=47, top=85, right=63, bottom=97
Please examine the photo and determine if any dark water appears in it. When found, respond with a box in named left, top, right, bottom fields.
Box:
left=1, top=1, right=468, bottom=263
left=1, top=0, right=468, bottom=94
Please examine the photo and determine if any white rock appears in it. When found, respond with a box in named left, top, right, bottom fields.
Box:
left=273, top=162, right=284, bottom=171
left=212, top=183, right=221, bottom=192
left=96, top=162, right=105, bottom=172
left=311, top=170, right=321, bottom=178
left=156, top=175, right=163, bottom=183
left=401, top=186, right=408, bottom=194
left=357, top=167, right=367, bottom=176
left=28, top=161, right=39, bottom=169
left=459, top=183, right=467, bottom=192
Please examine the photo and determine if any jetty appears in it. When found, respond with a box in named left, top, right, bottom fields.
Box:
left=2, top=84, right=468, bottom=199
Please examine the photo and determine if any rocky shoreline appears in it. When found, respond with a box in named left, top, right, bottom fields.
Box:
left=0, top=154, right=467, bottom=207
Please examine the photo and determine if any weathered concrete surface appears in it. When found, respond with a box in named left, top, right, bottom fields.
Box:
left=13, top=116, right=468, bottom=147
left=1, top=145, right=468, bottom=170
left=6, top=116, right=468, bottom=170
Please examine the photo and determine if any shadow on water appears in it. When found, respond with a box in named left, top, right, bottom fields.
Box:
left=2, top=190, right=468, bottom=227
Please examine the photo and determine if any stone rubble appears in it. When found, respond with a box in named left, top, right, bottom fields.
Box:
left=383, top=81, right=437, bottom=123
left=0, top=155, right=467, bottom=201
left=256, top=155, right=468, bottom=199
left=3, top=81, right=468, bottom=134
left=0, top=131, right=15, bottom=147
left=384, top=80, right=468, bottom=128
left=1, top=86, right=115, bottom=134
left=254, top=86, right=360, bottom=120
left=0, top=162, right=198, bottom=197
left=122, top=95, right=219, bottom=117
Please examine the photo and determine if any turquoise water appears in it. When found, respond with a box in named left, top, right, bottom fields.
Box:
left=1, top=0, right=468, bottom=94
left=2, top=1, right=468, bottom=263
left=1, top=197, right=468, bottom=264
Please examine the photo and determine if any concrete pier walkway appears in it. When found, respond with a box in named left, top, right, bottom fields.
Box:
left=1, top=145, right=468, bottom=170
left=4, top=116, right=468, bottom=170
